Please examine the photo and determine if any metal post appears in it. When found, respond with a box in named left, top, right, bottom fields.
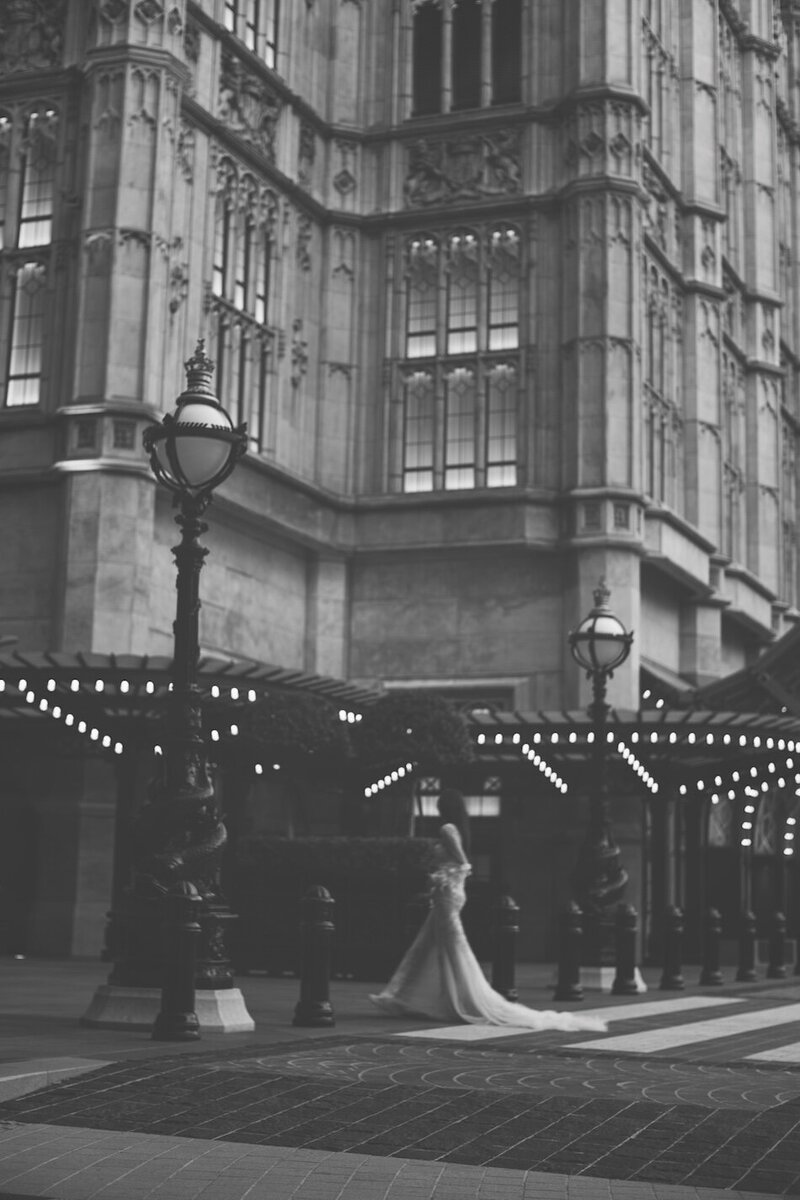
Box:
left=293, top=885, right=335, bottom=1028
left=612, top=903, right=639, bottom=995
left=767, top=910, right=787, bottom=980
left=152, top=882, right=202, bottom=1041
left=699, top=906, right=724, bottom=986
left=659, top=905, right=685, bottom=990
left=736, top=909, right=757, bottom=983
left=553, top=902, right=584, bottom=1002
left=573, top=671, right=629, bottom=966
left=491, top=893, right=520, bottom=1002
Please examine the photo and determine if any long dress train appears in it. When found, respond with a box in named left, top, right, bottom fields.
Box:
left=370, top=854, right=607, bottom=1033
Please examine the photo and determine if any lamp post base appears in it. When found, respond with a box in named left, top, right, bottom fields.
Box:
left=579, top=965, right=647, bottom=993
left=80, top=984, right=255, bottom=1032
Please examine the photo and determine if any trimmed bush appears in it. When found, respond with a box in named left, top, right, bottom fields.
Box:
left=352, top=690, right=474, bottom=774
left=225, top=835, right=438, bottom=981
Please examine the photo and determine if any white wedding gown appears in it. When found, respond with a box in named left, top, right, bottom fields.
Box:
left=370, top=826, right=607, bottom=1032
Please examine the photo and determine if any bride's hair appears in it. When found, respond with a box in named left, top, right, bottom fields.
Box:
left=437, top=788, right=471, bottom=855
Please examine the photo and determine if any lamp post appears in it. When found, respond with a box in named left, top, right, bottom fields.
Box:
left=568, top=579, right=633, bottom=969
left=95, top=342, right=252, bottom=1033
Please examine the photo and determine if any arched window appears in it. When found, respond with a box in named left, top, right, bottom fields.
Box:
left=6, top=261, right=47, bottom=407
left=452, top=0, right=481, bottom=111
left=0, top=110, right=10, bottom=249
left=445, top=366, right=477, bottom=488
left=406, top=235, right=439, bottom=359
left=224, top=0, right=279, bottom=69
left=446, top=230, right=479, bottom=354
left=18, top=107, right=57, bottom=249
left=487, top=225, right=520, bottom=349
left=397, top=225, right=521, bottom=493
left=486, top=362, right=517, bottom=486
left=403, top=369, right=435, bottom=491
left=411, top=0, right=521, bottom=116
left=412, top=1, right=443, bottom=116
left=208, top=162, right=275, bottom=453
left=492, top=0, right=521, bottom=105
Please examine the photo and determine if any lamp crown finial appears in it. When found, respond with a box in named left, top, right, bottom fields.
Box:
left=593, top=578, right=611, bottom=609
left=183, top=338, right=216, bottom=396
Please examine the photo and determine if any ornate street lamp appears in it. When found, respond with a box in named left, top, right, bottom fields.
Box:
left=94, top=342, right=252, bottom=1038
left=568, top=579, right=634, bottom=970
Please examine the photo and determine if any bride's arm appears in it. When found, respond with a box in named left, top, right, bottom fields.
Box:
left=440, top=823, right=470, bottom=865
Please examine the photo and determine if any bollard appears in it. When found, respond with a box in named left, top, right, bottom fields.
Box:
left=612, top=903, right=639, bottom=996
left=736, top=909, right=757, bottom=982
left=491, top=893, right=520, bottom=1002
left=659, top=905, right=685, bottom=990
left=152, top=882, right=202, bottom=1041
left=553, top=901, right=584, bottom=1002
left=405, top=890, right=432, bottom=945
left=699, top=907, right=724, bottom=986
left=767, top=910, right=787, bottom=980
left=293, top=885, right=335, bottom=1028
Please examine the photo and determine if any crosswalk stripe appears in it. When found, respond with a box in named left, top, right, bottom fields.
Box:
left=394, top=996, right=744, bottom=1041
left=568, top=1001, right=800, bottom=1054
left=747, top=1042, right=800, bottom=1063
left=396, top=1024, right=539, bottom=1041
left=576, top=996, right=744, bottom=1023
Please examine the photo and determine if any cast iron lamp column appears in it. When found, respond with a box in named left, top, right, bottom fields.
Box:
left=568, top=580, right=633, bottom=968
left=106, top=342, right=247, bottom=1017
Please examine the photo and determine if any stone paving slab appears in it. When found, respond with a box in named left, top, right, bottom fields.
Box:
left=0, top=1041, right=797, bottom=1194
left=0, top=1122, right=781, bottom=1200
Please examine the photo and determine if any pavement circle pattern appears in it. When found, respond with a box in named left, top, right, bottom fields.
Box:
left=0, top=1034, right=799, bottom=1195
left=216, top=1040, right=800, bottom=1110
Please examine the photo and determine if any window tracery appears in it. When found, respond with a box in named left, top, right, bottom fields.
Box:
left=395, top=224, right=521, bottom=493
left=0, top=103, right=59, bottom=409
left=208, top=156, right=277, bottom=452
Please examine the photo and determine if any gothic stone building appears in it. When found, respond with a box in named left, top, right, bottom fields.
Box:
left=1, top=0, right=800, bottom=963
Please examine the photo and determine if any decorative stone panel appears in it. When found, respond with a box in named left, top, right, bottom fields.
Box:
left=403, top=129, right=521, bottom=208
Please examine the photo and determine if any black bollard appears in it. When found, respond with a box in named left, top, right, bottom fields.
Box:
left=405, top=890, right=432, bottom=945
left=736, top=909, right=757, bottom=982
left=612, top=903, right=639, bottom=996
left=553, top=901, right=584, bottom=1002
left=699, top=906, right=724, bottom=986
left=293, top=885, right=335, bottom=1028
left=767, top=910, right=787, bottom=980
left=152, top=882, right=202, bottom=1041
left=491, top=894, right=520, bottom=1002
left=659, top=905, right=685, bottom=990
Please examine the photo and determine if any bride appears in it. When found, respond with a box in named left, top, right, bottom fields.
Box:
left=370, top=789, right=607, bottom=1031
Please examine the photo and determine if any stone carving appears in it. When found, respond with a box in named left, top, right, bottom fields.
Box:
left=297, top=214, right=313, bottom=271
left=219, top=50, right=283, bottom=162
left=0, top=0, right=66, bottom=72
left=332, top=227, right=355, bottom=278
left=127, top=66, right=160, bottom=127
left=177, top=121, right=195, bottom=182
left=184, top=17, right=199, bottom=61
left=333, top=139, right=357, bottom=196
left=97, top=0, right=128, bottom=21
left=93, top=70, right=124, bottom=135
left=404, top=129, right=521, bottom=208
left=291, top=318, right=308, bottom=387
left=134, top=0, right=163, bottom=22
left=215, top=155, right=278, bottom=234
left=298, top=121, right=316, bottom=186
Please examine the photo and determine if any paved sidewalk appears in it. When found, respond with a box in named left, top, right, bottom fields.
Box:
left=0, top=959, right=797, bottom=1199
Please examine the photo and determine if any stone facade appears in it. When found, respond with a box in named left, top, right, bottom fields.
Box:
left=2, top=0, right=800, bottom=960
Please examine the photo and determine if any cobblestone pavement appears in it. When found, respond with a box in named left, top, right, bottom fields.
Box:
left=0, top=963, right=799, bottom=1198
left=1, top=1015, right=799, bottom=1196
